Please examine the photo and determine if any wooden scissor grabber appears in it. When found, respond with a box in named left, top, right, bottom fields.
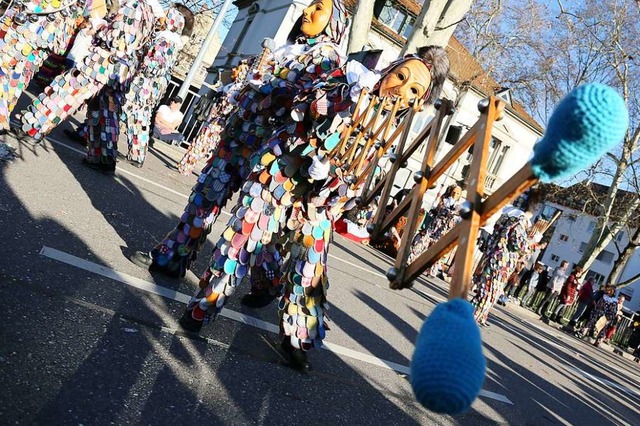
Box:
left=332, top=84, right=630, bottom=415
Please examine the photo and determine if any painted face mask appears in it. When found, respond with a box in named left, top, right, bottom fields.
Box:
left=299, top=0, right=349, bottom=45
left=378, top=58, right=433, bottom=110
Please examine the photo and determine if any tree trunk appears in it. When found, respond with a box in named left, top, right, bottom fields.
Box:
left=579, top=197, right=639, bottom=272
left=346, top=0, right=376, bottom=54
left=577, top=144, right=631, bottom=270
left=610, top=226, right=640, bottom=287
left=401, top=0, right=475, bottom=54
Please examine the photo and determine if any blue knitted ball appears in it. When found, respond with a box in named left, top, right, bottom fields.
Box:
left=411, top=299, right=485, bottom=414
left=530, top=83, right=629, bottom=182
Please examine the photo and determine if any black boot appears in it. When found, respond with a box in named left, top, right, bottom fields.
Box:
left=130, top=251, right=182, bottom=278
left=281, top=338, right=311, bottom=372
left=178, top=308, right=203, bottom=334
left=241, top=290, right=276, bottom=309
left=63, top=128, right=87, bottom=145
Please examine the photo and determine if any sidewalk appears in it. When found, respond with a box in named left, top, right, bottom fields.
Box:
left=496, top=298, right=639, bottom=363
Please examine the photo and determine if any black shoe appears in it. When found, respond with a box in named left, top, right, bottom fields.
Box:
left=131, top=251, right=182, bottom=278
left=129, top=160, right=143, bottom=168
left=63, top=129, right=86, bottom=145
left=178, top=309, right=203, bottom=333
left=281, top=338, right=311, bottom=372
left=130, top=251, right=154, bottom=268
left=241, top=291, right=277, bottom=309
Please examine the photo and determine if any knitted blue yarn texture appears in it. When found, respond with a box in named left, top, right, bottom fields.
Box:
left=530, top=83, right=629, bottom=182
left=411, top=298, right=485, bottom=414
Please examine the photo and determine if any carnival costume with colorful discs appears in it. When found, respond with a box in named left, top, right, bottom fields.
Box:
left=123, top=7, right=186, bottom=167
left=277, top=51, right=444, bottom=362
left=0, top=0, right=82, bottom=130
left=20, top=0, right=155, bottom=172
left=178, top=0, right=350, bottom=344
left=471, top=207, right=536, bottom=324
left=177, top=66, right=248, bottom=176
left=408, top=187, right=462, bottom=273
left=131, top=0, right=348, bottom=285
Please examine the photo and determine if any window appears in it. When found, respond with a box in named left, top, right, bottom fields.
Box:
left=585, top=270, right=605, bottom=286
left=579, top=242, right=587, bottom=253
left=540, top=205, right=560, bottom=221
left=587, top=221, right=596, bottom=232
left=375, top=1, right=415, bottom=38
left=378, top=3, right=407, bottom=33
left=596, top=250, right=615, bottom=264
left=486, top=138, right=509, bottom=176
left=402, top=17, right=415, bottom=38
left=551, top=254, right=560, bottom=262
left=616, top=231, right=624, bottom=242
left=559, top=234, right=569, bottom=242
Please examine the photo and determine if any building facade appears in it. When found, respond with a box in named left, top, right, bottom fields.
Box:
left=206, top=0, right=544, bottom=209
left=537, top=198, right=640, bottom=313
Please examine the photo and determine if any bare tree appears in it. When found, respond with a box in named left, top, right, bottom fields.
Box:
left=402, top=0, right=475, bottom=53
left=610, top=226, right=640, bottom=288
left=457, top=0, right=640, bottom=276
left=551, top=0, right=640, bottom=273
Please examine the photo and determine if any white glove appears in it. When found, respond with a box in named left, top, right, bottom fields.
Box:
left=248, top=79, right=263, bottom=91
left=308, top=155, right=330, bottom=180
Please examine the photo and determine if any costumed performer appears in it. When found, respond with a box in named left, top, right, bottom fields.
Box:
left=177, top=61, right=250, bottom=176
left=128, top=0, right=347, bottom=300
left=123, top=5, right=193, bottom=168
left=179, top=42, right=450, bottom=372
left=18, top=0, right=159, bottom=174
left=408, top=183, right=462, bottom=275
left=471, top=190, right=543, bottom=326
left=0, top=0, right=89, bottom=133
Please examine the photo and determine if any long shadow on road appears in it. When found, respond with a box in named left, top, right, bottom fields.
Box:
left=0, top=136, right=437, bottom=424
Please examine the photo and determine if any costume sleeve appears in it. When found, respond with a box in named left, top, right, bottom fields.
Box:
left=259, top=44, right=343, bottom=110
left=507, top=215, right=531, bottom=254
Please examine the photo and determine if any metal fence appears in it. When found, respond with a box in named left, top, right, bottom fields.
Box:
left=160, top=76, right=207, bottom=146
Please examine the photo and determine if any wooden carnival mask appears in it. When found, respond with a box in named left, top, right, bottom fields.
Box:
left=378, top=58, right=432, bottom=110
left=300, top=0, right=333, bottom=38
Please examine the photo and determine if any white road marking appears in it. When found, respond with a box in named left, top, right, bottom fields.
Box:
left=40, top=245, right=512, bottom=405
left=564, top=365, right=640, bottom=398
left=42, top=136, right=392, bottom=281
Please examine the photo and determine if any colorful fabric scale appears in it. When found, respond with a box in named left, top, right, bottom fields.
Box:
left=177, top=115, right=224, bottom=175
left=149, top=35, right=343, bottom=279
left=185, top=39, right=354, bottom=351
left=471, top=210, right=533, bottom=323
left=20, top=0, right=155, bottom=170
left=0, top=0, right=81, bottom=130
left=409, top=199, right=461, bottom=272
left=178, top=81, right=240, bottom=176
left=123, top=8, right=186, bottom=165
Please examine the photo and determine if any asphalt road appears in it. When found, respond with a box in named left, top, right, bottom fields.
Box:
left=1, top=101, right=639, bottom=425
